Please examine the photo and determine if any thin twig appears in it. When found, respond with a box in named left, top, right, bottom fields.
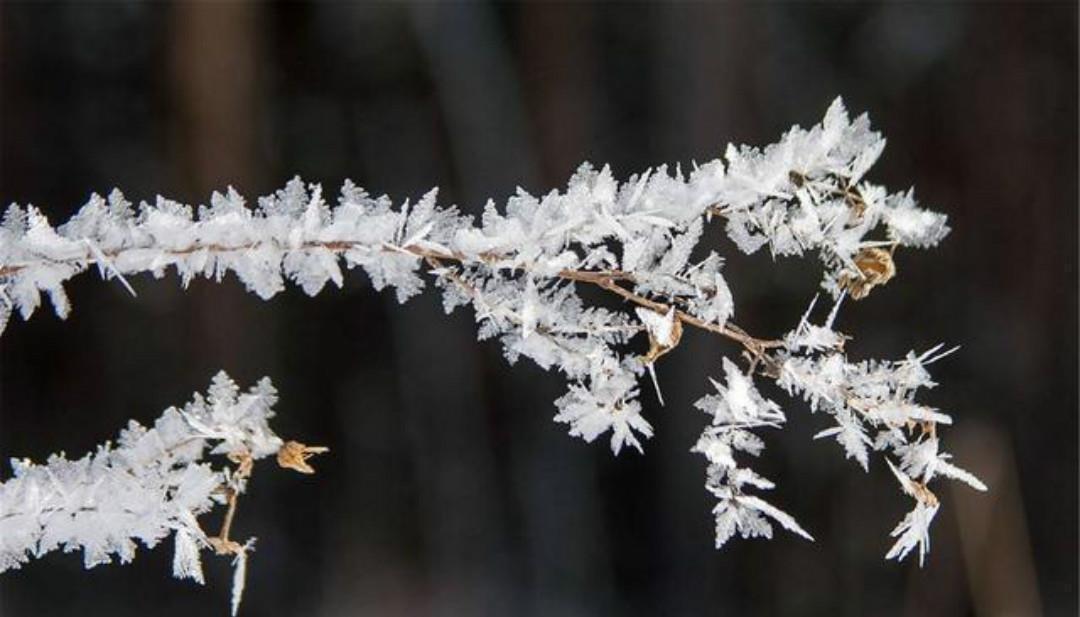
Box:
left=1, top=237, right=785, bottom=370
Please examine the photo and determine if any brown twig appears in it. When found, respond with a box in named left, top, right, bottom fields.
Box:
left=207, top=442, right=327, bottom=556
left=2, top=237, right=785, bottom=372
left=208, top=451, right=253, bottom=555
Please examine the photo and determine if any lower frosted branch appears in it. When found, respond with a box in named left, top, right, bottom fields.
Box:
left=0, top=372, right=326, bottom=615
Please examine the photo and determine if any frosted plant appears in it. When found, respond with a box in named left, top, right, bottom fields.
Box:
left=0, top=98, right=985, bottom=607
left=0, top=371, right=325, bottom=614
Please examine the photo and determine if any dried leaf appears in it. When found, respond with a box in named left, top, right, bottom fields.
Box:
left=839, top=247, right=896, bottom=300
left=277, top=441, right=329, bottom=474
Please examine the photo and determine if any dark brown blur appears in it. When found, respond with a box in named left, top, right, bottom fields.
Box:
left=0, top=3, right=1075, bottom=617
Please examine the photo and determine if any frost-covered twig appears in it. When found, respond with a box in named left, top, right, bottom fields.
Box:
left=0, top=372, right=326, bottom=614
left=0, top=98, right=982, bottom=575
left=775, top=298, right=986, bottom=560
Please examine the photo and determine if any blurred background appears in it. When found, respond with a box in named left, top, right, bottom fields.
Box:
left=0, top=3, right=1076, bottom=616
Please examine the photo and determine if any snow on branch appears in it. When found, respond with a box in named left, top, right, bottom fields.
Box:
left=0, top=97, right=983, bottom=594
left=0, top=98, right=944, bottom=335
left=693, top=358, right=813, bottom=547
left=0, top=372, right=326, bottom=615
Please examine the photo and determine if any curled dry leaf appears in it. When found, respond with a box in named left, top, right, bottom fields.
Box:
left=840, top=247, right=896, bottom=300
left=639, top=307, right=684, bottom=365
left=277, top=441, right=330, bottom=474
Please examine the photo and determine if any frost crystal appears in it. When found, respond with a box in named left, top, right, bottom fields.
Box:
left=777, top=300, right=985, bottom=561
left=0, top=97, right=984, bottom=602
left=694, top=359, right=813, bottom=547
left=0, top=373, right=287, bottom=613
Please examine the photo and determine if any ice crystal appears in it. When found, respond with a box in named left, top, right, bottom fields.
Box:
left=0, top=98, right=984, bottom=605
left=0, top=373, right=286, bottom=614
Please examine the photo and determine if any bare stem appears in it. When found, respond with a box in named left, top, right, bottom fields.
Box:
left=2, top=237, right=785, bottom=369
left=209, top=451, right=254, bottom=555
left=216, top=489, right=240, bottom=550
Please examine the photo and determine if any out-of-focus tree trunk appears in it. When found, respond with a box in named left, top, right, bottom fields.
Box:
left=169, top=2, right=266, bottom=377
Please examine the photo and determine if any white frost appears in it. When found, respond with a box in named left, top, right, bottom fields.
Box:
left=0, top=97, right=979, bottom=579
left=0, top=373, right=284, bottom=612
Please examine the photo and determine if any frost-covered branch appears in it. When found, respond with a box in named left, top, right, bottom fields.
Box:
left=693, top=357, right=815, bottom=547
left=0, top=98, right=983, bottom=581
left=0, top=372, right=326, bottom=614
left=776, top=297, right=986, bottom=561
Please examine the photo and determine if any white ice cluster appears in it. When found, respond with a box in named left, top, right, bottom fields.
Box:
left=0, top=372, right=283, bottom=613
left=693, top=357, right=814, bottom=548
left=687, top=295, right=985, bottom=560
left=718, top=100, right=949, bottom=296
left=0, top=98, right=981, bottom=574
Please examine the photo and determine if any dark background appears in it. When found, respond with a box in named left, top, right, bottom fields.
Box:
left=0, top=3, right=1075, bottom=616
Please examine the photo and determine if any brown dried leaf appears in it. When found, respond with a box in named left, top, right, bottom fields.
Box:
left=839, top=247, right=896, bottom=300
left=641, top=314, right=683, bottom=364
left=277, top=441, right=329, bottom=474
